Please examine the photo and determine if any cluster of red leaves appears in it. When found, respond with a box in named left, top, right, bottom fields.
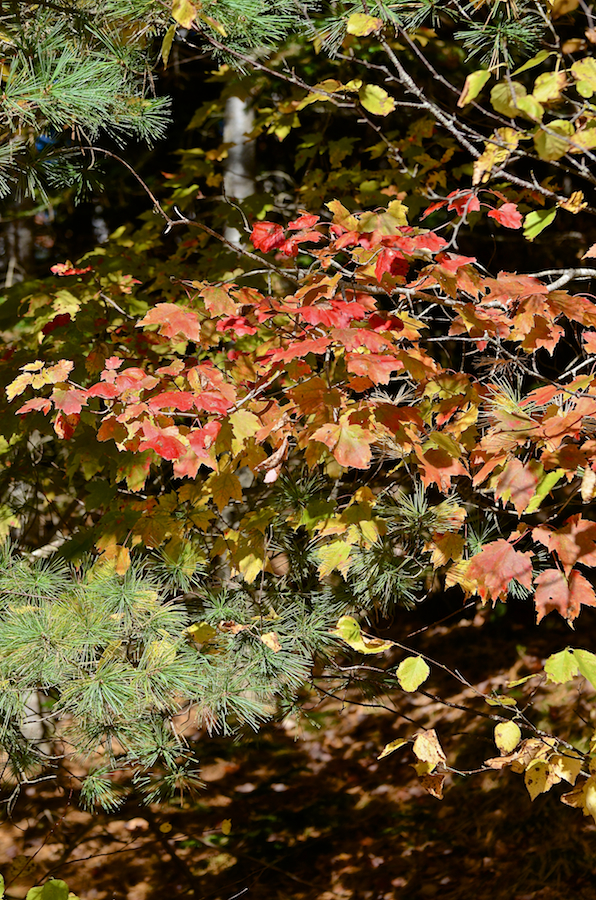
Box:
left=10, top=199, right=596, bottom=621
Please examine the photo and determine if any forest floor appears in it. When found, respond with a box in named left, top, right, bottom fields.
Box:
left=2, top=598, right=596, bottom=900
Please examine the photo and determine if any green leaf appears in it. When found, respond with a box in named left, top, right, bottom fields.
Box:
left=512, top=49, right=551, bottom=75
left=346, top=12, right=383, bottom=35
left=161, top=24, right=177, bottom=67
left=524, top=469, right=565, bottom=514
left=378, top=738, right=408, bottom=759
left=331, top=615, right=394, bottom=654
left=490, top=82, right=526, bottom=117
left=573, top=649, right=596, bottom=690
left=534, top=120, right=573, bottom=161
left=396, top=656, right=430, bottom=692
left=545, top=648, right=579, bottom=684
left=523, top=207, right=557, bottom=241
left=41, top=882, right=70, bottom=900
left=457, top=70, right=491, bottom=107
left=359, top=84, right=396, bottom=116
left=317, top=540, right=352, bottom=578
left=571, top=58, right=596, bottom=97
left=494, top=721, right=522, bottom=753
left=26, top=889, right=43, bottom=900
left=0, top=875, right=4, bottom=900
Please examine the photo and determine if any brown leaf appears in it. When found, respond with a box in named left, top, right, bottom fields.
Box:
left=413, top=729, right=447, bottom=770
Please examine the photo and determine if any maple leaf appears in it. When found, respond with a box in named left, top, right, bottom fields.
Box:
left=200, top=285, right=239, bottom=317
left=288, top=214, right=320, bottom=230
left=375, top=248, right=409, bottom=282
left=487, top=203, right=523, bottom=229
left=271, top=336, right=331, bottom=363
left=447, top=190, right=481, bottom=216
left=51, top=387, right=89, bottom=416
left=533, top=514, right=596, bottom=575
left=137, top=303, right=202, bottom=341
left=16, top=398, right=52, bottom=415
left=251, top=221, right=285, bottom=252
left=50, top=261, right=92, bottom=276
left=346, top=353, right=404, bottom=384
left=467, top=539, right=533, bottom=603
left=138, top=422, right=186, bottom=460
left=147, top=392, right=196, bottom=412
left=86, top=382, right=120, bottom=399
left=208, top=469, right=243, bottom=511
left=494, top=458, right=542, bottom=514
left=311, top=422, right=375, bottom=469
left=416, top=448, right=468, bottom=492
left=216, top=315, right=258, bottom=336
left=534, top=568, right=596, bottom=623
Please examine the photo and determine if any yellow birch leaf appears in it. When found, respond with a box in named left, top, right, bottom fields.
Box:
left=457, top=70, right=491, bottom=107
left=221, top=819, right=232, bottom=835
left=548, top=752, right=583, bottom=786
left=397, top=656, right=430, bottom=691
left=412, top=729, right=446, bottom=770
left=534, top=119, right=574, bottom=161
left=378, top=738, right=408, bottom=760
left=172, top=0, right=197, bottom=28
left=161, top=23, right=176, bottom=66
left=525, top=758, right=550, bottom=800
left=490, top=81, right=527, bottom=117
left=494, top=721, right=522, bottom=753
left=346, top=12, right=383, bottom=35
left=261, top=632, right=282, bottom=652
left=572, top=58, right=596, bottom=97
left=187, top=622, right=218, bottom=644
left=533, top=71, right=567, bottom=103
left=331, top=615, right=395, bottom=654
left=359, top=84, right=396, bottom=116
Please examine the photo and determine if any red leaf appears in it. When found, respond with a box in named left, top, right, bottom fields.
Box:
left=147, top=391, right=196, bottom=412
left=533, top=514, right=596, bottom=575
left=87, top=382, right=120, bottom=399
left=447, top=191, right=480, bottom=216
left=251, top=221, right=285, bottom=252
left=42, top=313, right=72, bottom=335
left=188, top=421, right=221, bottom=450
left=534, top=568, right=596, bottom=623
left=216, top=315, right=258, bottom=336
left=16, top=398, right=52, bottom=415
left=54, top=412, right=79, bottom=440
left=346, top=353, right=404, bottom=384
left=288, top=214, right=320, bottom=230
left=137, top=303, right=202, bottom=341
left=271, top=337, right=331, bottom=363
left=467, top=539, right=533, bottom=603
left=421, top=199, right=448, bottom=219
left=50, top=261, right=92, bottom=276
left=487, top=203, right=523, bottom=229
left=416, top=448, right=468, bottom=492
left=52, top=387, right=88, bottom=416
left=138, top=422, right=186, bottom=460
left=375, top=248, right=409, bottom=282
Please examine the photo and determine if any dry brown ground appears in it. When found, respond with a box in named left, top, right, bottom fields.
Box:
left=2, top=600, right=596, bottom=900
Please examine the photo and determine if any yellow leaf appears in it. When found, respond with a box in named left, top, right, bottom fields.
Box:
left=582, top=466, right=596, bottom=502
left=572, top=58, right=596, bottom=97
left=533, top=119, right=574, bottom=161
left=221, top=819, right=232, bottom=835
left=172, top=0, right=197, bottom=28
left=359, top=84, right=396, bottom=116
left=397, top=656, right=430, bottom=691
left=159, top=822, right=173, bottom=833
left=318, top=541, right=352, bottom=578
left=346, top=12, right=383, bottom=35
left=261, top=631, right=282, bottom=652
left=161, top=23, right=176, bottom=66
left=378, top=738, right=408, bottom=760
left=472, top=128, right=520, bottom=185
left=412, top=729, right=446, bottom=771
left=525, top=759, right=550, bottom=800
left=490, top=81, right=527, bottom=117
left=494, top=721, right=522, bottom=753
left=559, top=190, right=587, bottom=214
left=188, top=622, right=218, bottom=645
left=457, top=69, right=491, bottom=107
left=532, top=71, right=567, bottom=103
left=430, top=533, right=464, bottom=568
left=548, top=752, right=583, bottom=786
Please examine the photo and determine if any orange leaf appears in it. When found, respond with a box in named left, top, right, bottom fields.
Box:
left=311, top=422, right=375, bottom=469
left=494, top=458, right=542, bottom=514
left=533, top=514, right=596, bottom=575
left=534, top=567, right=596, bottom=623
